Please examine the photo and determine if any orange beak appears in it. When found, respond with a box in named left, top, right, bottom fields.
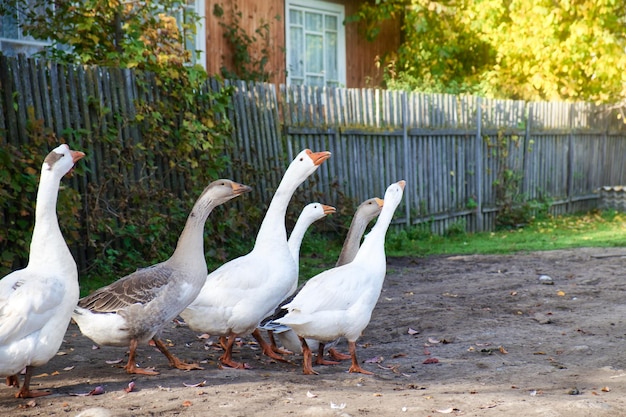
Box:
left=374, top=197, right=384, bottom=208
left=71, top=150, right=86, bottom=164
left=397, top=180, right=406, bottom=190
left=322, top=204, right=336, bottom=215
left=306, top=150, right=331, bottom=166
left=231, top=182, right=252, bottom=195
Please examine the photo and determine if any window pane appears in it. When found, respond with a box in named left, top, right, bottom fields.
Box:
left=290, top=9, right=302, bottom=26
left=325, top=32, right=337, bottom=82
left=289, top=27, right=303, bottom=77
left=325, top=15, right=337, bottom=31
left=305, top=12, right=322, bottom=32
left=1, top=9, right=19, bottom=39
left=306, top=75, right=325, bottom=87
left=305, top=34, right=323, bottom=73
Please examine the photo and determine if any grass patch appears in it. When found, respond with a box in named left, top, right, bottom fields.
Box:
left=298, top=210, right=626, bottom=280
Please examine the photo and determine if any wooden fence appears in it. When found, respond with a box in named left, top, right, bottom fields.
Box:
left=2, top=55, right=626, bottom=250
left=280, top=87, right=626, bottom=233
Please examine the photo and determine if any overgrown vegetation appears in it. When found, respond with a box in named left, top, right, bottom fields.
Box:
left=0, top=1, right=258, bottom=290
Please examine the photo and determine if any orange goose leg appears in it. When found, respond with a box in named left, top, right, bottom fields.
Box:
left=267, top=330, right=293, bottom=355
left=328, top=347, right=351, bottom=361
left=6, top=375, right=19, bottom=388
left=124, top=338, right=159, bottom=375
left=15, top=366, right=51, bottom=398
left=251, top=329, right=290, bottom=362
left=347, top=341, right=373, bottom=375
left=315, top=342, right=340, bottom=366
left=152, top=337, right=203, bottom=371
left=219, top=332, right=251, bottom=369
left=299, top=337, right=318, bottom=375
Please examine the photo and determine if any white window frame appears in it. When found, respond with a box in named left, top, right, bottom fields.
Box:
left=177, top=0, right=206, bottom=68
left=285, top=0, right=346, bottom=87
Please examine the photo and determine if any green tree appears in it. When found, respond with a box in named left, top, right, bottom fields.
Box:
left=350, top=0, right=626, bottom=102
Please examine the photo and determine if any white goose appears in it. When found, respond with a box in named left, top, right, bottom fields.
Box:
left=276, top=180, right=405, bottom=375
left=265, top=197, right=384, bottom=358
left=0, top=144, right=85, bottom=398
left=260, top=202, right=336, bottom=352
left=180, top=149, right=331, bottom=369
left=72, top=179, right=251, bottom=375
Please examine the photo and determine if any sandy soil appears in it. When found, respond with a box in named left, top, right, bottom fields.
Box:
left=2, top=247, right=626, bottom=416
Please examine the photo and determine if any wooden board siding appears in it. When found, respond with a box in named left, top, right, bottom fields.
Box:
left=204, top=0, right=287, bottom=84
left=343, top=0, right=402, bottom=88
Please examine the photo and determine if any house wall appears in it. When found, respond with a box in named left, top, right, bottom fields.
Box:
left=204, top=0, right=287, bottom=84
left=204, top=0, right=401, bottom=88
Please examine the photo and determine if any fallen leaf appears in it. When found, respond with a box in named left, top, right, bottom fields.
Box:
left=17, top=400, right=37, bottom=409
left=602, top=386, right=610, bottom=392
left=392, top=352, right=407, bottom=358
left=330, top=402, right=346, bottom=409
left=56, top=351, right=67, bottom=356
left=306, top=391, right=317, bottom=398
left=124, top=381, right=136, bottom=393
left=364, top=356, right=384, bottom=364
left=182, top=400, right=192, bottom=407
left=556, top=290, right=566, bottom=297
left=33, top=373, right=49, bottom=378
left=70, top=386, right=105, bottom=397
left=92, top=345, right=100, bottom=350
left=423, top=358, right=439, bottom=364
left=183, top=381, right=206, bottom=388
left=435, top=407, right=456, bottom=413
left=106, top=359, right=124, bottom=364
left=51, top=371, right=60, bottom=376
left=428, top=337, right=440, bottom=344
left=408, top=328, right=419, bottom=335
left=499, top=346, right=508, bottom=354
left=373, top=393, right=382, bottom=397
left=63, top=366, right=75, bottom=371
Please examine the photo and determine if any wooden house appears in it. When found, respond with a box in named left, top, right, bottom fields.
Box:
left=198, top=0, right=401, bottom=87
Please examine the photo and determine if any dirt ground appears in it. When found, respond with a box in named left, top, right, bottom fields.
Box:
left=3, top=247, right=626, bottom=416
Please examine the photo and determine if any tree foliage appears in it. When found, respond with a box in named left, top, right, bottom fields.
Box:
left=351, top=0, right=626, bottom=102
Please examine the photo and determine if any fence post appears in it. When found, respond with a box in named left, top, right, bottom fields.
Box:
left=566, top=103, right=575, bottom=212
left=475, top=97, right=484, bottom=232
left=402, top=91, right=411, bottom=227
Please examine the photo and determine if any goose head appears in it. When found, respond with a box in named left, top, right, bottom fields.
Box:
left=383, top=180, right=406, bottom=210
left=283, top=149, right=331, bottom=186
left=297, top=203, right=336, bottom=225
left=43, top=144, right=85, bottom=178
left=201, top=179, right=252, bottom=205
left=357, top=197, right=384, bottom=222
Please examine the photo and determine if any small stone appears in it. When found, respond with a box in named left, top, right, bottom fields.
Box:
left=538, top=275, right=554, bottom=285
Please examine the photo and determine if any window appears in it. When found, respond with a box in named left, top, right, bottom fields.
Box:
left=174, top=0, right=206, bottom=68
left=0, top=0, right=50, bottom=56
left=285, top=0, right=346, bottom=87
